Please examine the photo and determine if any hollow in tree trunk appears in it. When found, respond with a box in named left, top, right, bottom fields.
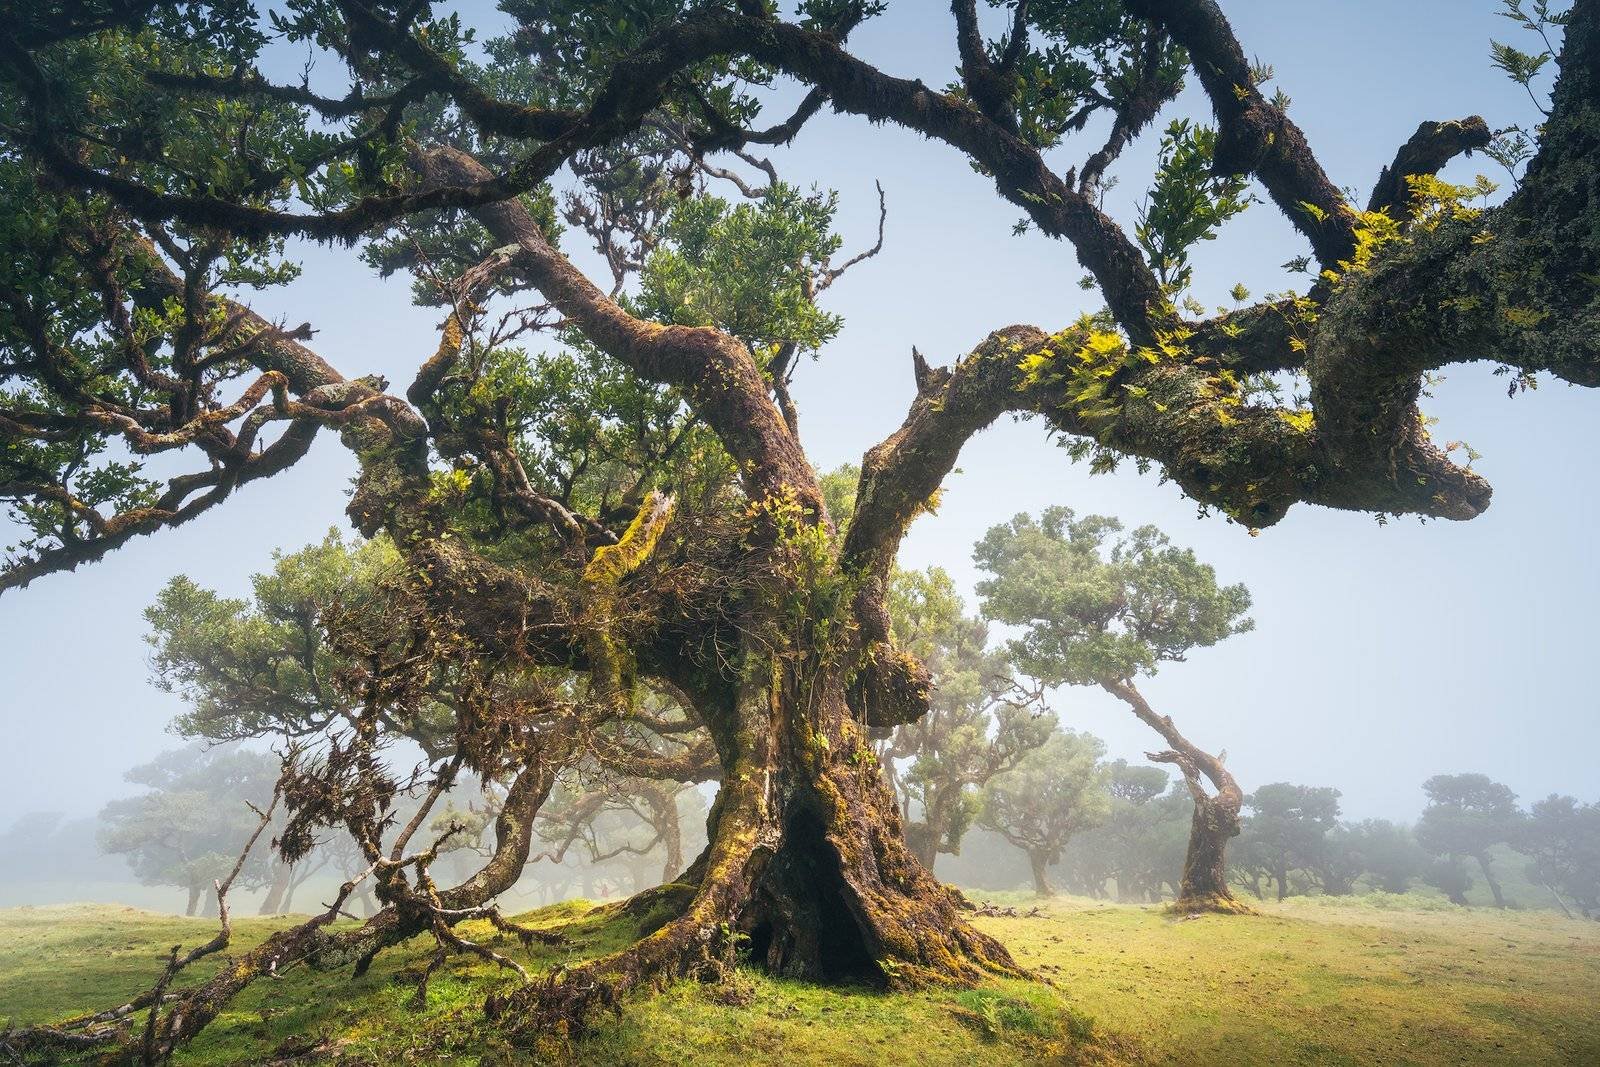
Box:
left=482, top=661, right=1022, bottom=1037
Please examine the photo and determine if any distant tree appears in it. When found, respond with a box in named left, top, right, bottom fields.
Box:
left=976, top=508, right=1253, bottom=912
left=1521, top=795, right=1600, bottom=918
left=0, top=813, right=131, bottom=890
left=1425, top=856, right=1476, bottom=907
left=1229, top=827, right=1277, bottom=901
left=1343, top=819, right=1430, bottom=894
left=1309, top=823, right=1366, bottom=896
left=99, top=745, right=281, bottom=915
left=1061, top=762, right=1192, bottom=901
left=979, top=729, right=1111, bottom=897
left=1417, top=774, right=1523, bottom=909
left=1238, top=783, right=1342, bottom=901
left=879, top=566, right=1055, bottom=868
left=1060, top=762, right=1166, bottom=898
left=532, top=764, right=713, bottom=894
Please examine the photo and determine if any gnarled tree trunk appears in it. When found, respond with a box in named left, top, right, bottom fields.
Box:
left=1105, top=680, right=1250, bottom=914
left=484, top=662, right=1019, bottom=1037
left=1028, top=850, right=1054, bottom=898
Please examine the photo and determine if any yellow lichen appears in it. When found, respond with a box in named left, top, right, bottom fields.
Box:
left=583, top=492, right=675, bottom=589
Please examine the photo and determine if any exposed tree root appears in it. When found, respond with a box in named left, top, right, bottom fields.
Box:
left=484, top=749, right=1024, bottom=1043
left=1166, top=893, right=1257, bottom=917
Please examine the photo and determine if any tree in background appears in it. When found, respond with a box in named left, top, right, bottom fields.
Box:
left=1308, top=824, right=1366, bottom=896
left=976, top=509, right=1253, bottom=912
left=1341, top=819, right=1431, bottom=895
left=1236, top=783, right=1342, bottom=902
left=1521, top=795, right=1600, bottom=918
left=98, top=745, right=282, bottom=915
left=151, top=533, right=725, bottom=910
left=1417, top=774, right=1524, bottom=909
left=1060, top=761, right=1191, bottom=901
left=979, top=729, right=1111, bottom=897
left=1425, top=856, right=1477, bottom=907
left=878, top=566, right=1055, bottom=868
left=4, top=0, right=1598, bottom=1051
left=532, top=770, right=713, bottom=893
left=0, top=812, right=130, bottom=895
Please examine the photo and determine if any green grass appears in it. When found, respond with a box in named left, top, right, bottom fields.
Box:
left=2, top=894, right=1596, bottom=1065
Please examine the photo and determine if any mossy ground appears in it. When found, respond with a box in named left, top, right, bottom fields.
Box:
left=2, top=893, right=1596, bottom=1065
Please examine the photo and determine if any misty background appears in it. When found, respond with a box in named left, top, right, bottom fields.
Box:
left=1, top=0, right=1595, bottom=910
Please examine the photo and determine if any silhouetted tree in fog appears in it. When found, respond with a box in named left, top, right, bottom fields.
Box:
left=979, top=729, right=1111, bottom=897
left=1521, top=794, right=1600, bottom=918
left=1237, top=784, right=1341, bottom=902
left=99, top=746, right=282, bottom=915
left=878, top=566, right=1054, bottom=869
left=1417, top=774, right=1523, bottom=908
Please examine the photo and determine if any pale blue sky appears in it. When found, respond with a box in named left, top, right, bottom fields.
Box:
left=2, top=1, right=1594, bottom=827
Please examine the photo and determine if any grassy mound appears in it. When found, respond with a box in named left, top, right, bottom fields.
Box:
left=2, top=894, right=1596, bottom=1065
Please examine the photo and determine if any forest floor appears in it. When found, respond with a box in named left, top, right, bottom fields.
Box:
left=1, top=892, right=1597, bottom=1065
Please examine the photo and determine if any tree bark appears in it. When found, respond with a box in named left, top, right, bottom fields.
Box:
left=184, top=884, right=201, bottom=917
left=660, top=797, right=684, bottom=884
left=1028, top=850, right=1054, bottom=898
left=905, top=821, right=939, bottom=870
left=258, top=861, right=292, bottom=916
left=1475, top=852, right=1507, bottom=909
left=1104, top=680, right=1250, bottom=914
left=1174, top=793, right=1240, bottom=910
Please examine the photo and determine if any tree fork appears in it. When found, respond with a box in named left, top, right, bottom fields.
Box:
left=1107, top=680, right=1250, bottom=915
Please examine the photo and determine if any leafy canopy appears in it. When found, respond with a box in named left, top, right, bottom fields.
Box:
left=979, top=727, right=1111, bottom=865
left=973, top=507, right=1252, bottom=686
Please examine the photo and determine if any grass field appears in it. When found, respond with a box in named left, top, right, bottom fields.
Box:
left=2, top=893, right=1596, bottom=1065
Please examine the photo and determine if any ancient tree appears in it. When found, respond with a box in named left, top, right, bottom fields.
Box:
left=2, top=0, right=1598, bottom=1053
left=975, top=508, right=1254, bottom=911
